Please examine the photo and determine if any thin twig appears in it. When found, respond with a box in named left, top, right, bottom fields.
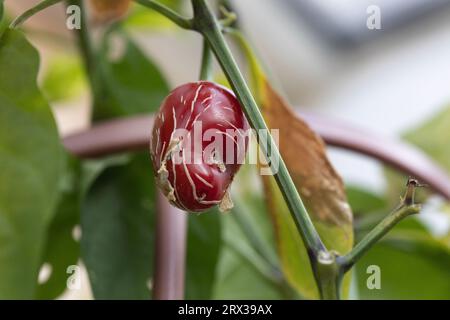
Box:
left=338, top=179, right=422, bottom=273
left=10, top=0, right=65, bottom=29
left=66, top=0, right=104, bottom=116
left=134, top=0, right=193, bottom=29
left=199, top=38, right=213, bottom=81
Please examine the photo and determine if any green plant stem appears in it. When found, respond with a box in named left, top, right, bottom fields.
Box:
left=218, top=6, right=237, bottom=27
left=314, top=251, right=341, bottom=300
left=338, top=203, right=420, bottom=273
left=66, top=0, right=103, bottom=117
left=0, top=1, right=4, bottom=22
left=135, top=0, right=424, bottom=301
left=199, top=38, right=213, bottom=80
left=190, top=0, right=325, bottom=257
left=10, top=0, right=65, bottom=29
left=134, top=0, right=193, bottom=29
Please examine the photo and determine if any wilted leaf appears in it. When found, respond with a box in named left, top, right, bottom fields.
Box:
left=0, top=30, right=64, bottom=298
left=261, top=77, right=353, bottom=299
left=235, top=34, right=353, bottom=299
left=260, top=82, right=353, bottom=227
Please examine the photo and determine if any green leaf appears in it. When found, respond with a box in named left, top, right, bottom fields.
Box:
left=95, top=32, right=169, bottom=119
left=213, top=214, right=286, bottom=300
left=355, top=231, right=450, bottom=299
left=36, top=156, right=81, bottom=299
left=0, top=30, right=64, bottom=298
left=185, top=212, right=221, bottom=299
left=81, top=153, right=223, bottom=300
left=213, top=247, right=286, bottom=299
left=404, top=106, right=450, bottom=172
left=38, top=155, right=129, bottom=299
left=42, top=54, right=87, bottom=103
left=81, top=153, right=156, bottom=299
left=383, top=105, right=450, bottom=302
left=213, top=167, right=293, bottom=300
left=346, top=186, right=387, bottom=216
left=384, top=105, right=450, bottom=204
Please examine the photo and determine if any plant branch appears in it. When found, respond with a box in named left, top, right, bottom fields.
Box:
left=199, top=38, right=213, bottom=80
left=0, top=1, right=4, bottom=22
left=66, top=0, right=104, bottom=117
left=10, top=0, right=65, bottom=29
left=314, top=251, right=341, bottom=300
left=134, top=0, right=193, bottom=29
left=190, top=0, right=325, bottom=258
left=338, top=179, right=422, bottom=273
left=218, top=6, right=237, bottom=27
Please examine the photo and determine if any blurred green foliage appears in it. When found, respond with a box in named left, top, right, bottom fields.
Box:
left=82, top=153, right=156, bottom=299
left=125, top=0, right=182, bottom=30
left=36, top=156, right=81, bottom=299
left=213, top=165, right=291, bottom=299
left=405, top=106, right=450, bottom=172
left=350, top=105, right=450, bottom=299
left=0, top=0, right=449, bottom=300
left=186, top=210, right=222, bottom=299
left=0, top=29, right=64, bottom=298
left=93, top=30, right=169, bottom=119
left=42, top=54, right=87, bottom=103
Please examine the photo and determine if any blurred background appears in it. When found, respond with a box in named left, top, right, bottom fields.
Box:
left=3, top=0, right=450, bottom=299
left=7, top=0, right=450, bottom=190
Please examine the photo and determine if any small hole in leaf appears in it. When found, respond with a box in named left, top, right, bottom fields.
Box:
left=146, top=278, right=153, bottom=291
left=38, top=263, right=52, bottom=284
left=72, top=225, right=82, bottom=241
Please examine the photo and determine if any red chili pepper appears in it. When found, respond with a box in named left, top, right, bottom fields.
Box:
left=150, top=81, right=249, bottom=212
